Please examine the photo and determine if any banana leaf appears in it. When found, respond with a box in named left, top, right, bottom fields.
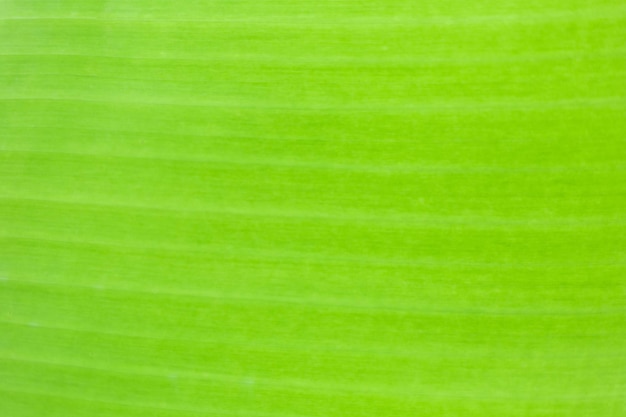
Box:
left=1, top=1, right=625, bottom=416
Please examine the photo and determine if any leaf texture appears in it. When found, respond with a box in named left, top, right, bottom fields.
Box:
left=1, top=1, right=626, bottom=416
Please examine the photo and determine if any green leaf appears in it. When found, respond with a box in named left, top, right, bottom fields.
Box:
left=1, top=1, right=625, bottom=416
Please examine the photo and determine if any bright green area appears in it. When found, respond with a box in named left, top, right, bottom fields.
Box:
left=1, top=1, right=625, bottom=416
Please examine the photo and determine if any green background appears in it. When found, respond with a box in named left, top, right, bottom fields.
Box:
left=1, top=0, right=625, bottom=415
